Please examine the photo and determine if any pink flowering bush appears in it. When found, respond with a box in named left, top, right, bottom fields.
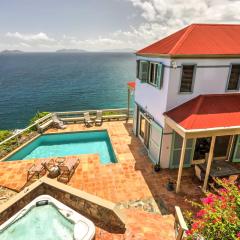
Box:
left=186, top=179, right=240, bottom=240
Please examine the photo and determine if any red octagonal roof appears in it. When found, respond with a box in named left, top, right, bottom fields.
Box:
left=137, top=24, right=240, bottom=57
left=164, top=94, right=240, bottom=130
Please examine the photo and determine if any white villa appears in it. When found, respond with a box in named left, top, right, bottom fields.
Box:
left=130, top=24, right=240, bottom=192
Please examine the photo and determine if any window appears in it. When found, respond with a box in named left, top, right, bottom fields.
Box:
left=180, top=65, right=195, bottom=93
left=136, top=60, right=140, bottom=79
left=149, top=62, right=158, bottom=85
left=137, top=60, right=164, bottom=89
left=139, top=61, right=149, bottom=82
left=227, top=64, right=240, bottom=91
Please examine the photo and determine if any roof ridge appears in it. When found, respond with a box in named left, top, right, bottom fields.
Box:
left=191, top=23, right=240, bottom=26
left=169, top=24, right=196, bottom=54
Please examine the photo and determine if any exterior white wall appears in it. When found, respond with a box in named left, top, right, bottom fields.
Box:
left=134, top=56, right=240, bottom=168
left=159, top=124, right=173, bottom=168
left=166, top=58, right=240, bottom=110
left=134, top=56, right=171, bottom=127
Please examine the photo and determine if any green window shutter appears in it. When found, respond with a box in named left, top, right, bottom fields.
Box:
left=232, top=135, right=240, bottom=162
left=156, top=63, right=164, bottom=89
left=140, top=61, right=149, bottom=83
left=136, top=60, right=140, bottom=79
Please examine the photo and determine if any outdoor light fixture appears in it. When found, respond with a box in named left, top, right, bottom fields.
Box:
left=171, top=61, right=178, bottom=69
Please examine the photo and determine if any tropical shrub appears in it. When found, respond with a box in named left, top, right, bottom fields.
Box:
left=0, top=130, right=16, bottom=156
left=186, top=179, right=240, bottom=240
left=29, top=111, right=50, bottom=125
left=29, top=111, right=50, bottom=131
left=0, top=130, right=11, bottom=141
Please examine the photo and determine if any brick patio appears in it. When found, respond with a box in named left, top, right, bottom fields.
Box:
left=0, top=120, right=205, bottom=239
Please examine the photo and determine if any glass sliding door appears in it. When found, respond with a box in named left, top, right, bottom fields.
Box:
left=214, top=135, right=231, bottom=159
left=139, top=112, right=150, bottom=148
left=169, top=131, right=194, bottom=169
left=233, top=135, right=240, bottom=162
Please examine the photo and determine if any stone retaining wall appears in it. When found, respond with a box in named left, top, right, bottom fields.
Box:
left=0, top=177, right=126, bottom=233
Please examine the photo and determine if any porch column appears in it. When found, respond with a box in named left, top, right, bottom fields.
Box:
left=176, top=138, right=187, bottom=193
left=203, top=136, right=216, bottom=192
left=127, top=87, right=130, bottom=122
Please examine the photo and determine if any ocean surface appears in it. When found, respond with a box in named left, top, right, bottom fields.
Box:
left=0, top=52, right=135, bottom=129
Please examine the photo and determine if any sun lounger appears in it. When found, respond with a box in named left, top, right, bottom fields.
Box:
left=27, top=158, right=54, bottom=181
left=95, top=110, right=103, bottom=126
left=84, top=112, right=94, bottom=127
left=57, top=157, right=79, bottom=183
left=52, top=114, right=66, bottom=129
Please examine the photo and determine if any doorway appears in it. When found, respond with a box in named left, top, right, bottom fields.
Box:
left=138, top=112, right=150, bottom=148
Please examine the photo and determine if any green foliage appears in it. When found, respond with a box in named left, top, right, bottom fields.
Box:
left=0, top=112, right=49, bottom=156
left=29, top=111, right=50, bottom=125
left=29, top=111, right=50, bottom=131
left=0, top=130, right=11, bottom=142
left=0, top=130, right=16, bottom=154
left=186, top=179, right=240, bottom=240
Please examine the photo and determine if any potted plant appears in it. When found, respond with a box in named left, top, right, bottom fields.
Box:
left=154, top=163, right=161, bottom=172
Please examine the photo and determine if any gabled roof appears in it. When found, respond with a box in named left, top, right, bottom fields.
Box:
left=137, top=24, right=240, bottom=57
left=164, top=93, right=240, bottom=130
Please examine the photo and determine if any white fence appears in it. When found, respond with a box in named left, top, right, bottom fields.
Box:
left=0, top=108, right=133, bottom=149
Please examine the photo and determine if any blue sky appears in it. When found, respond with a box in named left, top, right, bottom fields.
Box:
left=1, top=0, right=240, bottom=51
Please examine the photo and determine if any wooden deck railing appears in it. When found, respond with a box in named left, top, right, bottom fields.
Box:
left=174, top=206, right=188, bottom=240
left=55, top=108, right=133, bottom=123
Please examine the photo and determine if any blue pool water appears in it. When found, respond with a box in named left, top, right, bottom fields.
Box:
left=6, top=130, right=117, bottom=164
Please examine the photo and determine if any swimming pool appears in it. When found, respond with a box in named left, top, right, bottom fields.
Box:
left=6, top=130, right=117, bottom=164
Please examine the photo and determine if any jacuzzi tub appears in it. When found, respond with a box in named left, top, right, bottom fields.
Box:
left=0, top=195, right=95, bottom=240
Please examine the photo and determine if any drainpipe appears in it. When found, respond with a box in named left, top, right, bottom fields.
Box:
left=127, top=87, right=130, bottom=122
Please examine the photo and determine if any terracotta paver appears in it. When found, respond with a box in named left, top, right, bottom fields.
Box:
left=0, top=121, right=203, bottom=212
left=0, top=120, right=206, bottom=239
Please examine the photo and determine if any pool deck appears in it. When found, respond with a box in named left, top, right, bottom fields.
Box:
left=0, top=120, right=204, bottom=239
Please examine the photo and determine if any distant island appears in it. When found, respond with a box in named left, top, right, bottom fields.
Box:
left=56, top=48, right=135, bottom=53
left=103, top=48, right=135, bottom=53
left=56, top=49, right=88, bottom=53
left=0, top=50, right=24, bottom=54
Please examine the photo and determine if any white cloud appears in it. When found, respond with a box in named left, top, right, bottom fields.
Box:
left=2, top=0, right=240, bottom=51
left=6, top=32, right=55, bottom=42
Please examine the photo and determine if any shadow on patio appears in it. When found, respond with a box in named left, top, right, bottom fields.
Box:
left=123, top=122, right=204, bottom=215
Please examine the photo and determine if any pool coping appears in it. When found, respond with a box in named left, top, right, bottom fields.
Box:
left=0, top=129, right=119, bottom=164
left=0, top=134, right=40, bottom=162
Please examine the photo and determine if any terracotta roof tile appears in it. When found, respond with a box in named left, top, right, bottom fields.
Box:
left=137, top=24, right=240, bottom=56
left=164, top=93, right=240, bottom=130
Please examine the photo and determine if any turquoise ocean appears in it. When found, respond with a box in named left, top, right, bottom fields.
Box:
left=0, top=52, right=135, bottom=129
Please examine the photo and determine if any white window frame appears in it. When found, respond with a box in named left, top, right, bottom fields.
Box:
left=226, top=63, right=240, bottom=92
left=148, top=62, right=158, bottom=86
left=179, top=64, right=196, bottom=94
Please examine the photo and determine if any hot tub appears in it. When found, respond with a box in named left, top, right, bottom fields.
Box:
left=0, top=195, right=95, bottom=240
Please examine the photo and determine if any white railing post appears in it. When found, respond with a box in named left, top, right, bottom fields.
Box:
left=175, top=206, right=188, bottom=240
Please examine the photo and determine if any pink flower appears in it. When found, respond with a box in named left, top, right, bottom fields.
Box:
left=202, top=196, right=214, bottom=205
left=186, top=230, right=192, bottom=236
left=196, top=209, right=206, bottom=217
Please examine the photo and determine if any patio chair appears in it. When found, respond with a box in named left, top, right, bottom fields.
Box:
left=57, top=157, right=79, bottom=183
left=52, top=114, right=66, bottom=129
left=95, top=110, right=103, bottom=126
left=84, top=112, right=94, bottom=127
left=27, top=158, right=54, bottom=181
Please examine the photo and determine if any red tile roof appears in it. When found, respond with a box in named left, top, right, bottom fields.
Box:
left=164, top=94, right=240, bottom=130
left=137, top=24, right=240, bottom=56
left=128, top=81, right=136, bottom=89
